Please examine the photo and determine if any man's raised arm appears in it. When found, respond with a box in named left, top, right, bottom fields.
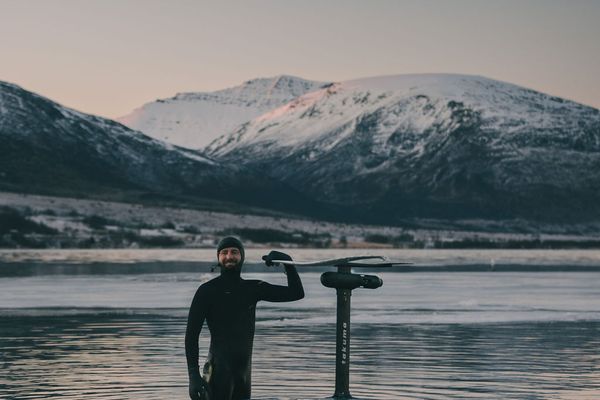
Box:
left=259, top=250, right=305, bottom=302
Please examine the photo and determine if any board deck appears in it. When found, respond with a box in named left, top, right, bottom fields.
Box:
left=267, top=255, right=412, bottom=267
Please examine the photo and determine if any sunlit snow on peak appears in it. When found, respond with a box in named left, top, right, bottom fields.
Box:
left=117, top=75, right=328, bottom=149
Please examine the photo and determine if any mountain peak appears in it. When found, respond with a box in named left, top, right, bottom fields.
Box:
left=117, top=75, right=328, bottom=149
left=216, top=72, right=599, bottom=150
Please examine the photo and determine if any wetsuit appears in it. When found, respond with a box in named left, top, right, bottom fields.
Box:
left=185, top=265, right=304, bottom=400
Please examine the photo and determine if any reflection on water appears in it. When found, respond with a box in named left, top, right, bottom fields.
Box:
left=1, top=315, right=599, bottom=399
left=1, top=264, right=600, bottom=399
left=0, top=314, right=189, bottom=400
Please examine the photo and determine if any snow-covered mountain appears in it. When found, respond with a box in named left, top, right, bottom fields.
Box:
left=4, top=74, right=600, bottom=227
left=207, top=74, right=600, bottom=223
left=0, top=81, right=314, bottom=213
left=117, top=75, right=328, bottom=149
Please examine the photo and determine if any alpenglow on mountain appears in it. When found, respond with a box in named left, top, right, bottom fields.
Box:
left=2, top=74, right=600, bottom=227
left=117, top=75, right=328, bottom=149
left=207, top=74, right=600, bottom=223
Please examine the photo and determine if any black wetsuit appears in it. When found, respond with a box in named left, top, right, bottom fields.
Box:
left=185, top=265, right=304, bottom=400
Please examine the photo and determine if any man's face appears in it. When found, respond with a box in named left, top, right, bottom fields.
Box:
left=218, top=247, right=242, bottom=269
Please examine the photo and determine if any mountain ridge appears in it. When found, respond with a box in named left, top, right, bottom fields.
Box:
left=3, top=74, right=600, bottom=229
left=205, top=73, right=600, bottom=223
left=117, top=75, right=328, bottom=149
left=0, top=80, right=320, bottom=216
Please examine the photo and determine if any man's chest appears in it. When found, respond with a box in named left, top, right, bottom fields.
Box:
left=208, top=283, right=258, bottom=316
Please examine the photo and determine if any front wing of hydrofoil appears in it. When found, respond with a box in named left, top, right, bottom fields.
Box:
left=268, top=255, right=412, bottom=268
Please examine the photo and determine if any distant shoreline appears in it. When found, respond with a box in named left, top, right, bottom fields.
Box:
left=3, top=191, right=600, bottom=251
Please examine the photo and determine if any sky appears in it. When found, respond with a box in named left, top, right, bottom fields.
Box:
left=1, top=0, right=599, bottom=119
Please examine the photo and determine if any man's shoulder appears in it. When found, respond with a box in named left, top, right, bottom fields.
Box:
left=195, top=276, right=221, bottom=291
left=242, top=278, right=268, bottom=288
left=241, top=277, right=263, bottom=283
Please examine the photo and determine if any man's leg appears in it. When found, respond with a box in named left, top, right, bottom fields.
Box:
left=231, top=365, right=251, bottom=400
left=209, top=365, right=234, bottom=400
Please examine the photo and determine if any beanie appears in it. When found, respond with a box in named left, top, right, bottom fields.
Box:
left=217, top=236, right=245, bottom=265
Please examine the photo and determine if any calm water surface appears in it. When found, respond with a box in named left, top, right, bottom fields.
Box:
left=1, top=249, right=600, bottom=399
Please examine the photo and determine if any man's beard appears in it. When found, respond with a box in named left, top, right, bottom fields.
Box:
left=220, top=259, right=242, bottom=270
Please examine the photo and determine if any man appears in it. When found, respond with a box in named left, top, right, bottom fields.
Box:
left=185, top=236, right=304, bottom=400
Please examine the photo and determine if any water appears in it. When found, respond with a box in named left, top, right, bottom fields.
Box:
left=1, top=249, right=600, bottom=399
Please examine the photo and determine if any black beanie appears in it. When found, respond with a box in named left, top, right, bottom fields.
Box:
left=217, top=236, right=245, bottom=264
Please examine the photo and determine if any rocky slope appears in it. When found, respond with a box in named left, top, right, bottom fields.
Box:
left=0, top=81, right=314, bottom=214
left=207, top=74, right=600, bottom=223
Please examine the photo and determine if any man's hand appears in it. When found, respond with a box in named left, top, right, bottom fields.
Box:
left=189, top=375, right=210, bottom=400
left=262, top=250, right=293, bottom=266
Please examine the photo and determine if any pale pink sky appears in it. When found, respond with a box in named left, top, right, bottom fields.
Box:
left=1, top=0, right=599, bottom=118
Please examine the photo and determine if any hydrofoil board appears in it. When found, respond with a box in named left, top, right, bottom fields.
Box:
left=266, top=255, right=411, bottom=268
